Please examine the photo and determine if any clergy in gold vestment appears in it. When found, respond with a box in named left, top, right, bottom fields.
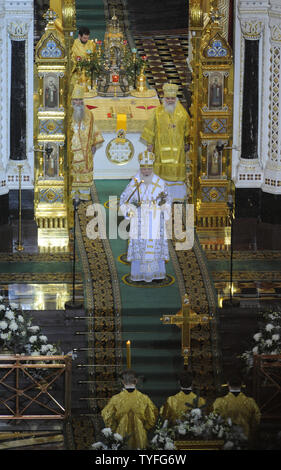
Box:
left=212, top=376, right=261, bottom=442
left=71, top=26, right=96, bottom=69
left=141, top=83, right=190, bottom=202
left=101, top=369, right=158, bottom=449
left=161, top=372, right=206, bottom=425
left=71, top=85, right=103, bottom=186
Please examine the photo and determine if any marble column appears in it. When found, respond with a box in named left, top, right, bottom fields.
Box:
left=0, top=4, right=8, bottom=220
left=260, top=3, right=281, bottom=222
left=5, top=2, right=34, bottom=194
left=241, top=38, right=259, bottom=160
left=10, top=39, right=26, bottom=161
left=233, top=11, right=264, bottom=195
left=262, top=6, right=281, bottom=196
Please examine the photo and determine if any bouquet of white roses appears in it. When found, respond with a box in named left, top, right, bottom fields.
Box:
left=91, top=428, right=128, bottom=450
left=0, top=296, right=58, bottom=356
left=173, top=408, right=247, bottom=449
left=240, top=309, right=281, bottom=369
left=149, top=409, right=247, bottom=450
left=149, top=419, right=176, bottom=450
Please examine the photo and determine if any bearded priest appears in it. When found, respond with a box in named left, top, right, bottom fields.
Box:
left=141, top=82, right=190, bottom=203
left=70, top=84, right=103, bottom=188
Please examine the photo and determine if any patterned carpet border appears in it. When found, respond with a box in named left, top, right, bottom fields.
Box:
left=206, top=250, right=281, bottom=260
left=0, top=253, right=72, bottom=262
left=75, top=183, right=123, bottom=416
left=0, top=273, right=82, bottom=283
left=75, top=210, right=95, bottom=313
left=90, top=183, right=123, bottom=323
left=212, top=271, right=281, bottom=281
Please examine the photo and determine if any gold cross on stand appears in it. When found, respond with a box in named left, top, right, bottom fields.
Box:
left=161, top=294, right=212, bottom=366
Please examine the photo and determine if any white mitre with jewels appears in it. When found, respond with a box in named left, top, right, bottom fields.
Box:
left=138, top=150, right=155, bottom=167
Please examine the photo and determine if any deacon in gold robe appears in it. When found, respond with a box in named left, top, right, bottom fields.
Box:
left=71, top=26, right=96, bottom=86
left=141, top=83, right=190, bottom=202
left=161, top=372, right=206, bottom=425
left=71, top=26, right=96, bottom=67
left=101, top=369, right=158, bottom=449
left=212, top=375, right=261, bottom=442
left=71, top=84, right=103, bottom=187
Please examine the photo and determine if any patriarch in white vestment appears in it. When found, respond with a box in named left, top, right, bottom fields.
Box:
left=119, top=151, right=171, bottom=283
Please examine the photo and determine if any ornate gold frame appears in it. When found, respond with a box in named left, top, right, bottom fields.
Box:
left=189, top=0, right=234, bottom=232
left=34, top=4, right=76, bottom=244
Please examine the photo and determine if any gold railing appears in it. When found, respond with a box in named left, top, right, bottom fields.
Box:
left=0, top=354, right=72, bottom=420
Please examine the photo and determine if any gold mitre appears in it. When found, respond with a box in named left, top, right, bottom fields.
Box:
left=72, top=84, right=85, bottom=100
left=138, top=150, right=155, bottom=167
left=163, top=82, right=178, bottom=97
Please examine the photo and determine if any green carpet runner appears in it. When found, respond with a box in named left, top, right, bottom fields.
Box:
left=92, top=179, right=183, bottom=408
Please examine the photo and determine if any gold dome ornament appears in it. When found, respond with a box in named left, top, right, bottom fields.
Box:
left=130, top=62, right=156, bottom=98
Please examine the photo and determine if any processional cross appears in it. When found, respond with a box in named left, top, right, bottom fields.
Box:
left=161, top=294, right=212, bottom=366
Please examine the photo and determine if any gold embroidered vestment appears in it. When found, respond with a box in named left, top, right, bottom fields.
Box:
left=161, top=391, right=206, bottom=424
left=71, top=108, right=103, bottom=185
left=141, top=101, right=190, bottom=182
left=212, top=392, right=261, bottom=439
left=101, top=389, right=158, bottom=449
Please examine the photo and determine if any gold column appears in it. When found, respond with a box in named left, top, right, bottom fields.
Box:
left=61, top=0, right=77, bottom=229
left=189, top=0, right=204, bottom=207
left=34, top=9, right=69, bottom=251
left=188, top=0, right=234, bottom=246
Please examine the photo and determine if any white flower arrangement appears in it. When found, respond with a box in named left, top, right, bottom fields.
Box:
left=149, top=419, right=176, bottom=450
left=240, top=310, right=281, bottom=369
left=149, top=410, right=247, bottom=450
left=0, top=297, right=59, bottom=356
left=91, top=412, right=247, bottom=451
left=91, top=427, right=128, bottom=450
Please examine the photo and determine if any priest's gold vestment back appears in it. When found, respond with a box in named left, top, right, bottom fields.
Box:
left=212, top=392, right=261, bottom=439
left=101, top=389, right=158, bottom=449
left=161, top=390, right=206, bottom=424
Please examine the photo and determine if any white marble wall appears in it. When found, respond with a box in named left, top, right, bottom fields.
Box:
left=0, top=0, right=34, bottom=196
left=233, top=0, right=281, bottom=195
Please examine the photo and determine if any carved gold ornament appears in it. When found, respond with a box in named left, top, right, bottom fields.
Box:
left=106, top=133, right=134, bottom=165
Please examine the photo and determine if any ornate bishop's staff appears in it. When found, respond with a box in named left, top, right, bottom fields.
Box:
left=15, top=164, right=24, bottom=252
left=125, top=178, right=144, bottom=205
left=161, top=294, right=212, bottom=366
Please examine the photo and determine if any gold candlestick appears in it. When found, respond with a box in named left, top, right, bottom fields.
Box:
left=15, top=164, right=24, bottom=252
left=126, top=340, right=131, bottom=369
